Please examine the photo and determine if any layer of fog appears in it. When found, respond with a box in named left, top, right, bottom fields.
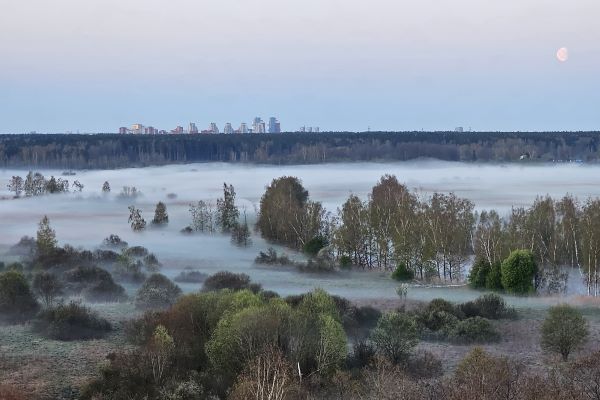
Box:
left=1, top=160, right=600, bottom=306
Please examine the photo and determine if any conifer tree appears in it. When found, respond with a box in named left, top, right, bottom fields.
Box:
left=36, top=215, right=57, bottom=256
left=152, top=202, right=169, bottom=225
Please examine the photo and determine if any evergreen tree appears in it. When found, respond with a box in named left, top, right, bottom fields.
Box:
left=36, top=215, right=57, bottom=257
left=216, top=183, right=240, bottom=232
left=128, top=206, right=147, bottom=231
left=102, top=181, right=111, bottom=193
left=231, top=214, right=251, bottom=246
left=152, top=202, right=169, bottom=225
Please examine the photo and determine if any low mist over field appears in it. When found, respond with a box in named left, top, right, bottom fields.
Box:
left=2, top=160, right=599, bottom=301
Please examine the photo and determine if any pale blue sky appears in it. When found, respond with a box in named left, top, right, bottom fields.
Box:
left=1, top=0, right=598, bottom=133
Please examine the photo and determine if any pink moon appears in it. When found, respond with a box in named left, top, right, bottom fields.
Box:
left=556, top=47, right=569, bottom=62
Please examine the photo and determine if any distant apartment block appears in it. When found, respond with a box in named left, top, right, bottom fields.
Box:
left=189, top=123, right=199, bottom=134
left=223, top=123, right=234, bottom=134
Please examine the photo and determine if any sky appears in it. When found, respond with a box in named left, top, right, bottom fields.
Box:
left=0, top=0, right=599, bottom=133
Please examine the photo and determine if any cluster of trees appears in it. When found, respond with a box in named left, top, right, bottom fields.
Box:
left=1, top=132, right=600, bottom=169
left=128, top=202, right=169, bottom=231
left=255, top=175, right=600, bottom=294
left=6, top=171, right=83, bottom=198
left=184, top=183, right=251, bottom=246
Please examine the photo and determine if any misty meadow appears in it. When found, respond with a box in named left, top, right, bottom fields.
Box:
left=2, top=160, right=600, bottom=399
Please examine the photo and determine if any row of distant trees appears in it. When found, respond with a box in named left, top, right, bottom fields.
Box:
left=255, top=175, right=600, bottom=295
left=1, top=131, right=600, bottom=168
left=6, top=172, right=83, bottom=197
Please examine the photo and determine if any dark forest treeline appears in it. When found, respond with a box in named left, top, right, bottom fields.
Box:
left=1, top=131, right=600, bottom=169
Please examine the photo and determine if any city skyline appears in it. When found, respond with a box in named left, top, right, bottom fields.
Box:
left=1, top=0, right=599, bottom=133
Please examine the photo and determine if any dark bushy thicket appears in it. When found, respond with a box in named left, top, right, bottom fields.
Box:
left=0, top=270, right=39, bottom=323
left=448, top=316, right=500, bottom=343
left=33, top=301, right=112, bottom=340
left=173, top=268, right=208, bottom=283
left=63, top=266, right=127, bottom=302
left=202, top=271, right=261, bottom=293
left=135, top=274, right=182, bottom=309
left=459, top=293, right=515, bottom=319
left=391, top=263, right=414, bottom=281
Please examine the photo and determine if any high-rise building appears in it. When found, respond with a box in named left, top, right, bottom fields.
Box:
left=119, top=127, right=128, bottom=134
left=145, top=126, right=157, bottom=134
left=224, top=123, right=234, bottom=134
left=131, top=124, right=144, bottom=134
left=253, top=117, right=266, bottom=133
left=239, top=123, right=248, bottom=134
left=189, top=123, right=198, bottom=134
left=268, top=117, right=281, bottom=133
left=209, top=123, right=219, bottom=134
left=170, top=126, right=184, bottom=134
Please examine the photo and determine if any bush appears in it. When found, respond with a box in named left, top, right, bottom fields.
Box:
left=468, top=258, right=491, bottom=288
left=32, top=271, right=63, bottom=307
left=64, top=266, right=127, bottom=302
left=347, top=340, right=376, bottom=369
left=33, top=301, right=112, bottom=340
left=405, top=350, right=443, bottom=379
left=303, top=236, right=328, bottom=256
left=425, top=298, right=463, bottom=318
left=135, top=274, right=182, bottom=309
left=485, top=262, right=503, bottom=290
left=339, top=255, right=352, bottom=269
left=173, top=268, right=208, bottom=283
left=391, top=263, right=414, bottom=281
left=419, top=310, right=459, bottom=333
left=541, top=304, right=588, bottom=361
left=448, top=317, right=500, bottom=343
left=460, top=293, right=513, bottom=320
left=102, top=234, right=128, bottom=249
left=113, top=259, right=146, bottom=283
left=370, top=312, right=420, bottom=364
left=202, top=271, right=261, bottom=293
left=143, top=253, right=162, bottom=272
left=501, top=250, right=537, bottom=294
left=254, top=248, right=293, bottom=266
left=0, top=270, right=39, bottom=323
left=124, top=246, right=149, bottom=258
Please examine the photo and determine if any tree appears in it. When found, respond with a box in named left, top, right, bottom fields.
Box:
left=147, top=325, right=175, bottom=383
left=229, top=346, right=294, bottom=400
left=216, top=183, right=240, bottom=232
left=36, top=215, right=57, bottom=257
left=189, top=200, right=215, bottom=233
left=500, top=250, right=537, bottom=294
left=231, top=216, right=251, bottom=247
left=32, top=271, right=63, bottom=308
left=128, top=206, right=146, bottom=231
left=151, top=202, right=169, bottom=225
left=7, top=176, right=23, bottom=197
left=0, top=271, right=39, bottom=322
left=135, top=274, right=182, bottom=309
left=102, top=181, right=111, bottom=193
left=370, top=312, right=419, bottom=364
left=541, top=304, right=588, bottom=361
left=72, top=180, right=84, bottom=192
left=468, top=258, right=491, bottom=289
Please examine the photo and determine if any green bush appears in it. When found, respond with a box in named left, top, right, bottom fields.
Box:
left=370, top=312, right=420, bottom=364
left=460, top=294, right=512, bottom=320
left=33, top=301, right=112, bottom=340
left=501, top=250, right=537, bottom=294
left=468, top=258, right=491, bottom=288
left=303, top=236, right=328, bottom=256
left=485, top=262, right=503, bottom=290
left=202, top=271, right=261, bottom=293
left=391, top=263, right=414, bottom=281
left=420, top=310, right=459, bottom=333
left=339, top=255, right=352, bottom=269
left=448, top=317, right=500, bottom=343
left=541, top=304, right=588, bottom=361
left=0, top=270, right=39, bottom=323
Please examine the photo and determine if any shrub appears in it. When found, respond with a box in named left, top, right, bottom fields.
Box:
left=448, top=317, right=500, bottom=343
left=33, top=301, right=112, bottom=340
left=0, top=270, right=39, bottom=323
left=124, top=246, right=149, bottom=258
left=202, top=271, right=261, bottom=293
left=501, top=250, right=537, bottom=294
left=173, top=268, right=208, bottom=283
left=370, top=312, right=420, bottom=364
left=143, top=253, right=162, bottom=272
left=460, top=293, right=514, bottom=320
left=303, top=236, right=327, bottom=256
left=541, top=304, right=588, bottom=361
left=405, top=350, right=443, bottom=379
left=102, top=234, right=128, bottom=249
left=63, top=266, right=127, bottom=302
left=339, top=255, right=352, bottom=269
left=32, top=271, right=63, bottom=307
left=485, top=262, right=504, bottom=290
left=419, top=310, right=459, bottom=333
left=468, top=258, right=491, bottom=288
left=135, top=274, right=182, bottom=309
left=424, top=298, right=464, bottom=319
left=391, top=263, right=414, bottom=281
left=254, top=248, right=293, bottom=266
left=113, top=259, right=146, bottom=283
